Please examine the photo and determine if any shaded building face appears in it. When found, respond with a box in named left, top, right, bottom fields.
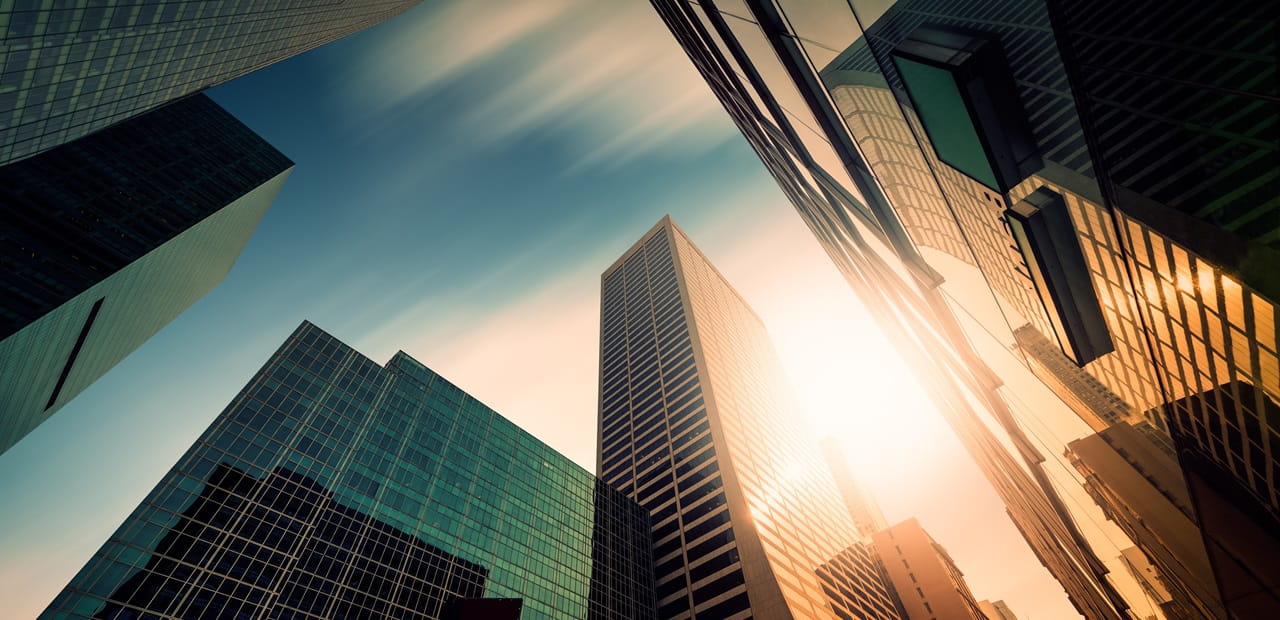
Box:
left=597, top=218, right=901, bottom=619
left=0, top=1, right=420, bottom=165
left=649, top=0, right=1280, bottom=613
left=1160, top=383, right=1280, bottom=615
left=0, top=93, right=292, bottom=454
left=1050, top=0, right=1280, bottom=272
left=46, top=321, right=656, bottom=619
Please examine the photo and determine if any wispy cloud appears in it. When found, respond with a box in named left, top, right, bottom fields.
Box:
left=339, top=0, right=736, bottom=170
left=347, top=0, right=576, bottom=109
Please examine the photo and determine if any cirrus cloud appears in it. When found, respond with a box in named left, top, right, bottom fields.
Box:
left=340, top=0, right=737, bottom=170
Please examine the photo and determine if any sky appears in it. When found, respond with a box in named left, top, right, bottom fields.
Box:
left=0, top=1, right=1102, bottom=617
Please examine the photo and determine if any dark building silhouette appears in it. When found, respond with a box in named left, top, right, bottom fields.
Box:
left=0, top=93, right=293, bottom=454
left=1159, top=382, right=1280, bottom=616
left=1050, top=0, right=1280, bottom=292
left=46, top=321, right=656, bottom=619
left=96, top=464, right=489, bottom=619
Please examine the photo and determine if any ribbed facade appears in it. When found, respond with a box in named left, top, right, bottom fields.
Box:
left=598, top=218, right=901, bottom=619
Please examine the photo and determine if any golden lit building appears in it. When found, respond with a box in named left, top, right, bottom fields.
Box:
left=597, top=217, right=901, bottom=619
left=873, top=519, right=986, bottom=620
left=977, top=599, right=1017, bottom=620
left=648, top=0, right=1280, bottom=614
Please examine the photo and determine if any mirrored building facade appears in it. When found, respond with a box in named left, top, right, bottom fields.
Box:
left=0, top=0, right=419, bottom=165
left=649, top=0, right=1279, bottom=616
left=598, top=218, right=902, bottom=619
left=0, top=93, right=291, bottom=454
left=45, top=321, right=657, bottom=619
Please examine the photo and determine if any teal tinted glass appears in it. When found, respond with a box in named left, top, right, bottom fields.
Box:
left=893, top=55, right=999, bottom=190
left=43, top=322, right=656, bottom=620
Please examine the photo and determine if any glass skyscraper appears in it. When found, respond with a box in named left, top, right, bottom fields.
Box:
left=45, top=321, right=656, bottom=619
left=649, top=0, right=1280, bottom=615
left=0, top=93, right=292, bottom=454
left=598, top=217, right=901, bottom=619
left=0, top=0, right=420, bottom=165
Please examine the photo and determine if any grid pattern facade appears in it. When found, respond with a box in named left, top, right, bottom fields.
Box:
left=598, top=219, right=901, bottom=620
left=842, top=0, right=1095, bottom=178
left=47, top=321, right=656, bottom=619
left=825, top=74, right=975, bottom=267
left=1052, top=0, right=1280, bottom=247
left=0, top=93, right=292, bottom=338
left=91, top=463, right=492, bottom=619
left=1120, top=216, right=1280, bottom=516
left=0, top=0, right=419, bottom=165
left=599, top=226, right=752, bottom=619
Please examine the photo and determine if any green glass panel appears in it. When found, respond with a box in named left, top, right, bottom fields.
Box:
left=894, top=55, right=1000, bottom=190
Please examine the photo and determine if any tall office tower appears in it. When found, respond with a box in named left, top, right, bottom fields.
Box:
left=976, top=599, right=1017, bottom=620
left=46, top=321, right=657, bottom=619
left=0, top=1, right=419, bottom=165
left=1070, top=420, right=1280, bottom=617
left=597, top=217, right=901, bottom=619
left=872, top=519, right=986, bottom=620
left=649, top=0, right=1280, bottom=613
left=821, top=438, right=888, bottom=541
left=1012, top=325, right=1134, bottom=433
left=0, top=93, right=291, bottom=454
left=1066, top=423, right=1225, bottom=617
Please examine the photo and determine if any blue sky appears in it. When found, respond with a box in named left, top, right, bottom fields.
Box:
left=0, top=2, right=1082, bottom=617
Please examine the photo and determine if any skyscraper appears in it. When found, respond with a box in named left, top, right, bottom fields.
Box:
left=1049, top=0, right=1279, bottom=284
left=0, top=1, right=420, bottom=164
left=45, top=321, right=657, bottom=619
left=873, top=518, right=986, bottom=620
left=649, top=0, right=1279, bottom=613
left=1066, top=423, right=1225, bottom=617
left=823, top=439, right=1001, bottom=620
left=0, top=93, right=292, bottom=454
left=597, top=217, right=901, bottom=619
